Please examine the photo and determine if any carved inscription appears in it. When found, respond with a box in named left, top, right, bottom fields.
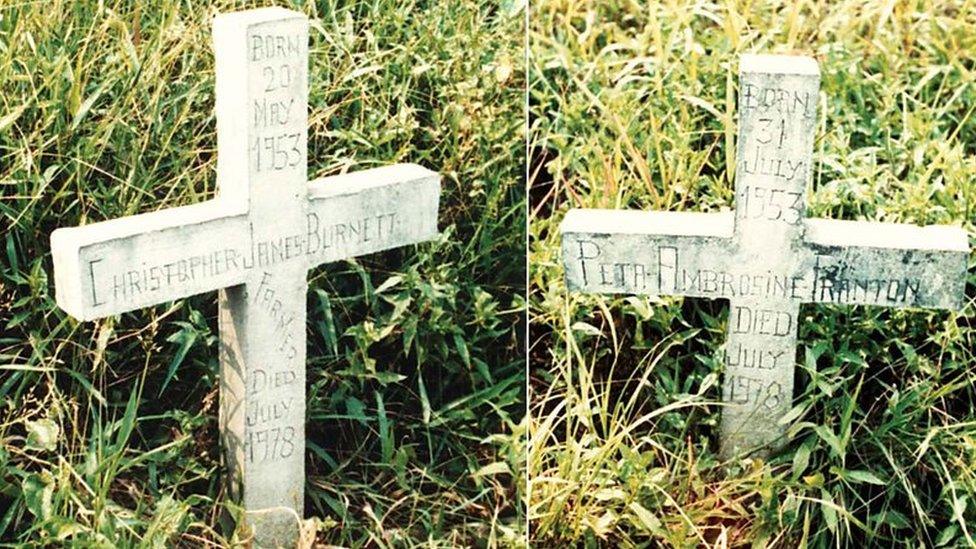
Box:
left=250, top=31, right=305, bottom=173
left=730, top=305, right=792, bottom=336
left=306, top=211, right=399, bottom=255
left=91, top=248, right=243, bottom=305
left=740, top=150, right=806, bottom=183
left=723, top=375, right=783, bottom=410
left=243, top=27, right=306, bottom=473
left=739, top=82, right=814, bottom=179
left=657, top=245, right=807, bottom=299
left=244, top=365, right=300, bottom=464
left=572, top=240, right=651, bottom=290
left=813, top=254, right=920, bottom=306
left=248, top=368, right=299, bottom=395
left=740, top=83, right=816, bottom=117
left=253, top=272, right=298, bottom=359
left=571, top=243, right=927, bottom=310
left=246, top=398, right=294, bottom=427
left=738, top=184, right=803, bottom=224
left=726, top=344, right=787, bottom=370
left=560, top=55, right=968, bottom=461
left=725, top=303, right=794, bottom=376
left=253, top=98, right=294, bottom=127
left=250, top=32, right=302, bottom=61
left=737, top=76, right=816, bottom=243
left=664, top=267, right=807, bottom=299
left=252, top=133, right=302, bottom=171
left=244, top=426, right=297, bottom=463
left=85, top=212, right=398, bottom=308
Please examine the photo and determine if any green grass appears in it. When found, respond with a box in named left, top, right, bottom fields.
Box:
left=0, top=0, right=525, bottom=546
left=529, top=0, right=976, bottom=546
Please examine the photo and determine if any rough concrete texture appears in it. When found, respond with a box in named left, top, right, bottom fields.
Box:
left=51, top=8, right=440, bottom=547
left=561, top=54, right=968, bottom=460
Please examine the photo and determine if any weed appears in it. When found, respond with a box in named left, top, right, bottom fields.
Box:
left=530, top=1, right=976, bottom=546
left=0, top=0, right=525, bottom=546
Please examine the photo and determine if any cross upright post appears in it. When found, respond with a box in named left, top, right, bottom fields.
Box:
left=50, top=8, right=440, bottom=547
left=561, top=54, right=969, bottom=459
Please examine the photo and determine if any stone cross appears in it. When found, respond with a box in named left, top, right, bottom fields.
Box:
left=561, top=54, right=969, bottom=459
left=50, top=8, right=439, bottom=546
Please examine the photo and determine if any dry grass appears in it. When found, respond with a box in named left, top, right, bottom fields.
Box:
left=530, top=0, right=976, bottom=546
left=0, top=0, right=525, bottom=546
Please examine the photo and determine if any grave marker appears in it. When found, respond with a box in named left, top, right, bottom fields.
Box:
left=51, top=8, right=440, bottom=546
left=561, top=54, right=969, bottom=459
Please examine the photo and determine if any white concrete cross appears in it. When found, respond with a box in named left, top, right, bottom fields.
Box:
left=561, top=54, right=969, bottom=459
left=50, top=8, right=439, bottom=546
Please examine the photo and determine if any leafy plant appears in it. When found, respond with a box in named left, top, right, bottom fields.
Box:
left=0, top=0, right=525, bottom=546
left=529, top=0, right=976, bottom=547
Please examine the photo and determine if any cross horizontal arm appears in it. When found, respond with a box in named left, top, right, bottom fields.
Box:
left=561, top=209, right=735, bottom=296
left=803, top=218, right=970, bottom=309
left=51, top=202, right=247, bottom=321
left=304, top=163, right=440, bottom=268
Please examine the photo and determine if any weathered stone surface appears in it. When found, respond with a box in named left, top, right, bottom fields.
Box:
left=307, top=164, right=440, bottom=265
left=561, top=209, right=733, bottom=296
left=214, top=10, right=310, bottom=545
left=51, top=202, right=249, bottom=321
left=50, top=7, right=440, bottom=548
left=51, top=165, right=438, bottom=322
left=560, top=53, right=969, bottom=459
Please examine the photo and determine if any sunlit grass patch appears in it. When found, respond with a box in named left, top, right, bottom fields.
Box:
left=0, top=0, right=525, bottom=546
left=530, top=1, right=976, bottom=546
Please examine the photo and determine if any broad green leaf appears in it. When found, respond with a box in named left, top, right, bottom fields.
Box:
left=628, top=501, right=664, bottom=536
left=820, top=489, right=837, bottom=533
left=453, top=332, right=471, bottom=369
left=25, top=419, right=59, bottom=452
left=472, top=461, right=510, bottom=478
left=844, top=469, right=885, bottom=485
left=315, top=290, right=339, bottom=357
left=22, top=473, right=54, bottom=520
left=345, top=396, right=368, bottom=427
left=936, top=524, right=959, bottom=546
left=375, top=392, right=392, bottom=464
left=374, top=275, right=403, bottom=294
left=0, top=105, right=26, bottom=134
left=417, top=373, right=431, bottom=424
left=114, top=380, right=141, bottom=454
left=814, top=425, right=844, bottom=457
left=161, top=329, right=196, bottom=395
left=791, top=437, right=812, bottom=479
